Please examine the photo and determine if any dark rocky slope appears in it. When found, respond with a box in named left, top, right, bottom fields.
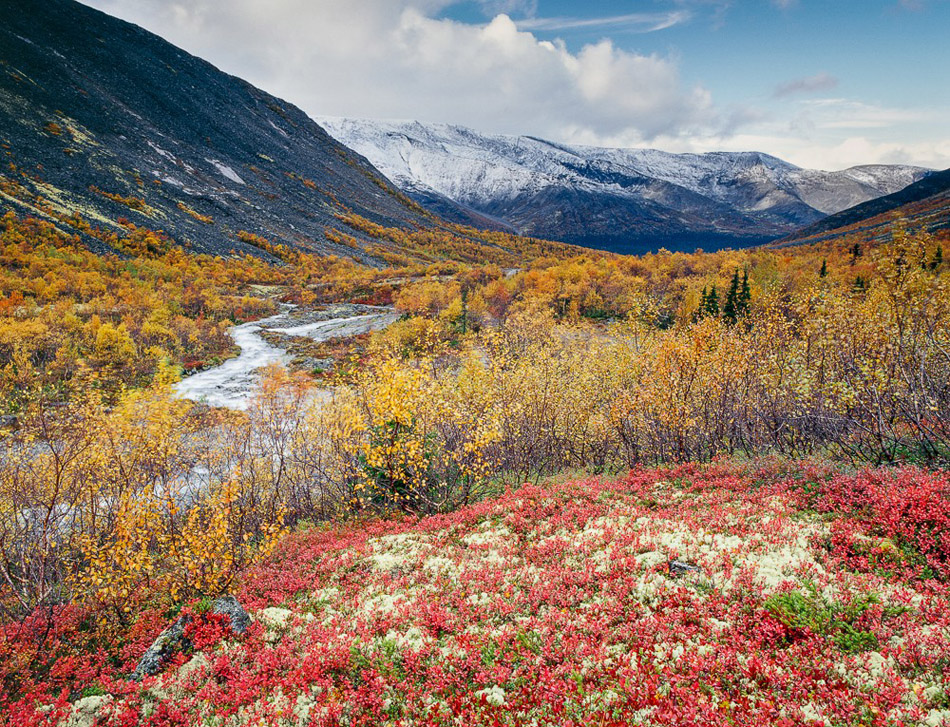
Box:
left=0, top=0, right=437, bottom=262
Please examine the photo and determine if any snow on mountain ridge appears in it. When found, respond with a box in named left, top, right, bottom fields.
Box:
left=317, top=117, right=932, bottom=254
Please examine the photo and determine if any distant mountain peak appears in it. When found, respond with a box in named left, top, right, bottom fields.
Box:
left=778, top=167, right=950, bottom=247
left=318, top=117, right=931, bottom=255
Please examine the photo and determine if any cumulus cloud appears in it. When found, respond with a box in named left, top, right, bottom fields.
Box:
left=773, top=72, right=838, bottom=98
left=640, top=103, right=950, bottom=171
left=82, top=0, right=716, bottom=143
left=78, top=0, right=948, bottom=170
left=618, top=126, right=946, bottom=171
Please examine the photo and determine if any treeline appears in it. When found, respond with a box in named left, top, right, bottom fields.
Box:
left=390, top=225, right=947, bottom=327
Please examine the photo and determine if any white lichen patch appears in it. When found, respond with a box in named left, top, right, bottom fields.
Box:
left=423, top=555, right=460, bottom=579
left=463, top=524, right=512, bottom=547
left=359, top=592, right=411, bottom=618
left=383, top=625, right=428, bottom=651
left=475, top=685, right=506, bottom=707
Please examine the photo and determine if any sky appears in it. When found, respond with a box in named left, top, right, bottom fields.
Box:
left=81, top=0, right=950, bottom=171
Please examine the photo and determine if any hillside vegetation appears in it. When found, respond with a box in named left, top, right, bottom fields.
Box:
left=780, top=169, right=950, bottom=248
left=0, top=200, right=948, bottom=725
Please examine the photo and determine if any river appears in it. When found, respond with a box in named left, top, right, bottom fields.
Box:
left=173, top=304, right=399, bottom=410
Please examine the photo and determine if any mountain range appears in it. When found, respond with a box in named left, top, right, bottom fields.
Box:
left=0, top=0, right=937, bottom=262
left=319, top=117, right=931, bottom=254
left=779, top=167, right=950, bottom=247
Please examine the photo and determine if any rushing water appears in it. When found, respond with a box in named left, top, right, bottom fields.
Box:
left=174, top=306, right=398, bottom=410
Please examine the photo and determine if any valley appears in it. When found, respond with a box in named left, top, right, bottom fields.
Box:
left=0, top=0, right=949, bottom=726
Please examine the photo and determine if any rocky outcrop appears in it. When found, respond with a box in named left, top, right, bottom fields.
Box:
left=131, top=595, right=250, bottom=680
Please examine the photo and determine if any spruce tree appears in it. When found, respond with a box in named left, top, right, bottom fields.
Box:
left=931, top=246, right=944, bottom=271
left=819, top=260, right=828, bottom=278
left=722, top=270, right=740, bottom=324
left=706, top=284, right=720, bottom=317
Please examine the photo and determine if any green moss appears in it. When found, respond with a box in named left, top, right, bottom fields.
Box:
left=81, top=683, right=107, bottom=698
left=763, top=589, right=884, bottom=654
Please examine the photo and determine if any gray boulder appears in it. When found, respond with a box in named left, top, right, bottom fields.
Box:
left=131, top=595, right=249, bottom=680
left=212, top=595, right=250, bottom=635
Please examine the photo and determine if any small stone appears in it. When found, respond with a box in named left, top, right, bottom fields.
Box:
left=131, top=615, right=190, bottom=681
left=668, top=560, right=703, bottom=577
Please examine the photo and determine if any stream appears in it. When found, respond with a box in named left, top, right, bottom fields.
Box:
left=173, top=304, right=399, bottom=410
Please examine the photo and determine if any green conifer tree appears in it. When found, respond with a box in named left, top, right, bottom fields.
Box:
left=705, top=285, right=719, bottom=317
left=722, top=270, right=740, bottom=324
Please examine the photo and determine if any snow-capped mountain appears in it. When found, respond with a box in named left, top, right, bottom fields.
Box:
left=317, top=118, right=931, bottom=254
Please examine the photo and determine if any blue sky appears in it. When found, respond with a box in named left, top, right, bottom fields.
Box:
left=443, top=0, right=947, bottom=107
left=85, top=0, right=950, bottom=170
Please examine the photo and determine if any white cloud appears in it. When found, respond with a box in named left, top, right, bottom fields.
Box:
left=516, top=11, right=692, bottom=33
left=82, top=0, right=715, bottom=143
left=796, top=99, right=935, bottom=130
left=79, top=0, right=949, bottom=172
left=628, top=124, right=950, bottom=172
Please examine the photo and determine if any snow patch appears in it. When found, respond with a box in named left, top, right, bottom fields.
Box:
left=206, top=158, right=246, bottom=185
left=147, top=140, right=176, bottom=162
left=268, top=119, right=289, bottom=138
